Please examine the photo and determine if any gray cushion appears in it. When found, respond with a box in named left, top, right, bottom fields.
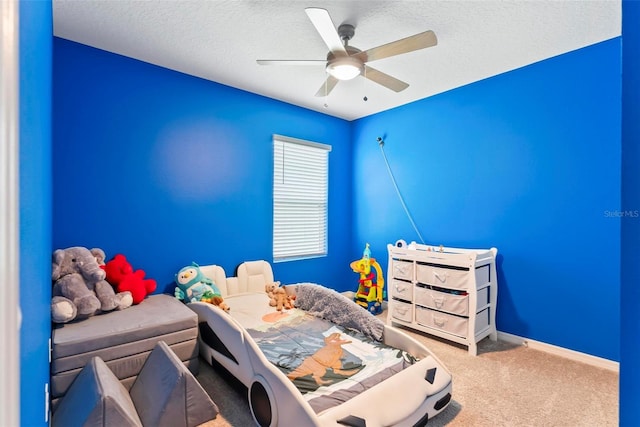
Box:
left=52, top=294, right=197, bottom=359
left=130, top=341, right=219, bottom=427
left=51, top=357, right=142, bottom=427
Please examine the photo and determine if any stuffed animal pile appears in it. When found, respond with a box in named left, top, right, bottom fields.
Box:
left=103, top=254, right=157, bottom=305
left=51, top=246, right=133, bottom=324
left=265, top=281, right=294, bottom=312
left=174, top=263, right=229, bottom=311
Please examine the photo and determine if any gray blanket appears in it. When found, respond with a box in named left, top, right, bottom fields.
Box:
left=292, top=283, right=384, bottom=341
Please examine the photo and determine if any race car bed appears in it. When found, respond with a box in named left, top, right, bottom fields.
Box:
left=188, top=261, right=452, bottom=427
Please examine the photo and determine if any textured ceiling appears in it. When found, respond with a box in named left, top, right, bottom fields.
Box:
left=52, top=1, right=621, bottom=121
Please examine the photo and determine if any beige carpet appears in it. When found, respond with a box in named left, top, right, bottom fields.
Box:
left=197, top=312, right=618, bottom=426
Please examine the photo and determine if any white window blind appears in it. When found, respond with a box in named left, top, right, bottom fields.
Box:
left=273, top=135, right=331, bottom=262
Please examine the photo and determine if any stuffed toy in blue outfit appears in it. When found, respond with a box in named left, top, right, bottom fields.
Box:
left=174, top=263, right=230, bottom=311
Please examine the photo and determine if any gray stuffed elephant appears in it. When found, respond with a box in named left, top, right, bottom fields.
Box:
left=51, top=246, right=133, bottom=323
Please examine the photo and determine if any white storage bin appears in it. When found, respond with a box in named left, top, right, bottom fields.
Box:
left=392, top=260, right=413, bottom=281
left=415, top=286, right=489, bottom=316
left=415, top=306, right=469, bottom=338
left=473, top=307, right=490, bottom=335
left=474, top=265, right=490, bottom=288
left=390, top=299, right=413, bottom=323
left=475, top=286, right=489, bottom=311
left=415, top=306, right=489, bottom=338
left=391, top=279, right=413, bottom=302
left=416, top=263, right=469, bottom=290
left=416, top=264, right=491, bottom=291
left=415, top=287, right=469, bottom=316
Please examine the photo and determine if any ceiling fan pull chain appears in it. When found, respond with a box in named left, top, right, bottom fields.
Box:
left=362, top=66, right=366, bottom=95
left=362, top=67, right=368, bottom=102
left=323, top=72, right=329, bottom=108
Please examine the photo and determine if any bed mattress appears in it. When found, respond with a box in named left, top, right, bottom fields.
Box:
left=51, top=294, right=199, bottom=402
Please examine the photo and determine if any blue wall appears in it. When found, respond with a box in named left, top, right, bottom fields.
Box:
left=620, top=1, right=640, bottom=424
left=20, top=1, right=52, bottom=426
left=52, top=39, right=355, bottom=293
left=352, top=39, right=621, bottom=361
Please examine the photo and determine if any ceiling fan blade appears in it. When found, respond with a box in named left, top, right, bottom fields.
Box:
left=314, top=75, right=340, bottom=97
left=257, top=59, right=325, bottom=66
left=363, top=65, right=409, bottom=92
left=353, top=30, right=437, bottom=63
left=305, top=7, right=347, bottom=56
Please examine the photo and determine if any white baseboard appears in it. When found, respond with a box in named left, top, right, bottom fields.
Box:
left=497, top=331, right=619, bottom=373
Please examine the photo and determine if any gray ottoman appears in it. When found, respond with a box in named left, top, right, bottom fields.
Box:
left=51, top=294, right=199, bottom=409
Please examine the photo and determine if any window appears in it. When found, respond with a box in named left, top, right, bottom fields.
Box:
left=273, top=135, right=331, bottom=262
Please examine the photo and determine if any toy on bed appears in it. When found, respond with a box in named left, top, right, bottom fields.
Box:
left=350, top=243, right=385, bottom=315
left=265, top=281, right=280, bottom=305
left=174, top=263, right=229, bottom=311
left=273, top=287, right=294, bottom=311
left=51, top=247, right=133, bottom=324
left=266, top=281, right=294, bottom=312
left=103, top=254, right=157, bottom=305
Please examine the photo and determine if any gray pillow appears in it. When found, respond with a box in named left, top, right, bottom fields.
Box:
left=51, top=357, right=142, bottom=427
left=130, top=341, right=219, bottom=427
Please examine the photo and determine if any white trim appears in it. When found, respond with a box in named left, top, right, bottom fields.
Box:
left=0, top=1, right=21, bottom=426
left=273, top=134, right=332, bottom=152
left=497, top=331, right=619, bottom=373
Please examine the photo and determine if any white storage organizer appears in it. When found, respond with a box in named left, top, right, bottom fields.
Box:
left=387, top=242, right=498, bottom=356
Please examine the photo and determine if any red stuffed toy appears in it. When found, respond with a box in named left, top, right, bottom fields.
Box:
left=103, top=254, right=156, bottom=305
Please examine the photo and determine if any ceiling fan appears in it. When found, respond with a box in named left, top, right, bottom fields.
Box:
left=257, top=8, right=438, bottom=97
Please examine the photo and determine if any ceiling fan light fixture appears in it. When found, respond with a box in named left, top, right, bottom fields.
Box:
left=326, top=57, right=363, bottom=80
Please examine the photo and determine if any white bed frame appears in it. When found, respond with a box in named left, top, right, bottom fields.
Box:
left=188, top=261, right=453, bottom=427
